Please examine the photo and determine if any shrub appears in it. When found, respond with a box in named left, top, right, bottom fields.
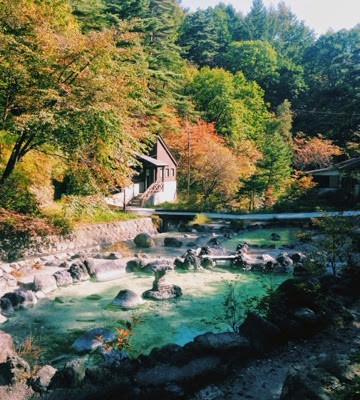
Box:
left=189, top=213, right=212, bottom=225
left=0, top=208, right=64, bottom=261
left=61, top=167, right=99, bottom=196
left=0, top=169, right=39, bottom=215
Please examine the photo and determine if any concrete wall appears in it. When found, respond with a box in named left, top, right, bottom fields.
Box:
left=153, top=181, right=177, bottom=205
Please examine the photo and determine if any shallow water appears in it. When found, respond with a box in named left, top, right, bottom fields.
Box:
left=4, top=228, right=296, bottom=365
left=4, top=268, right=286, bottom=364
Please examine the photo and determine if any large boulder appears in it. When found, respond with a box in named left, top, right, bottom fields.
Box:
left=134, top=233, right=155, bottom=248
left=0, top=331, right=15, bottom=363
left=240, top=312, right=285, bottom=353
left=111, top=289, right=144, bottom=309
left=33, top=274, right=58, bottom=294
left=85, top=258, right=127, bottom=281
left=71, top=327, right=116, bottom=353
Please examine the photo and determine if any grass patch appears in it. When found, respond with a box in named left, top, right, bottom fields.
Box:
left=41, top=196, right=139, bottom=226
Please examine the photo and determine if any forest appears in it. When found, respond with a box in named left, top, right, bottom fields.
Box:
left=0, top=0, right=359, bottom=221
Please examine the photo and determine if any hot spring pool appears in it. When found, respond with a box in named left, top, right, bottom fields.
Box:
left=4, top=227, right=299, bottom=365
left=4, top=268, right=286, bottom=364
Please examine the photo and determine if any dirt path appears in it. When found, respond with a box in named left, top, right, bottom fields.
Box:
left=191, top=301, right=360, bottom=400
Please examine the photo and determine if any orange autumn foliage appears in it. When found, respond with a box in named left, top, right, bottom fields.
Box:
left=163, top=120, right=255, bottom=201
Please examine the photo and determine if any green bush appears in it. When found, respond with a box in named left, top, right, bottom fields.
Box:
left=62, top=168, right=99, bottom=196
left=0, top=169, right=39, bottom=215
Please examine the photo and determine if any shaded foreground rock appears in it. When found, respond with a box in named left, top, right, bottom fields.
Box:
left=240, top=312, right=286, bottom=353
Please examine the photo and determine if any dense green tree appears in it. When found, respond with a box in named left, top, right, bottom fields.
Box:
left=70, top=0, right=108, bottom=31
left=178, top=6, right=232, bottom=67
left=189, top=67, right=270, bottom=143
left=297, top=26, right=360, bottom=145
left=221, top=40, right=279, bottom=86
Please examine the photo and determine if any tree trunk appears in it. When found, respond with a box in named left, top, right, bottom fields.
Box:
left=0, top=136, right=26, bottom=185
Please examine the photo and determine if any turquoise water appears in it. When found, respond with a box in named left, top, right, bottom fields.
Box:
left=3, top=268, right=286, bottom=364
left=3, top=228, right=297, bottom=365
left=225, top=227, right=300, bottom=249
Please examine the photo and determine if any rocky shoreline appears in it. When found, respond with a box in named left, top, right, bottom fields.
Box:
left=0, top=222, right=359, bottom=399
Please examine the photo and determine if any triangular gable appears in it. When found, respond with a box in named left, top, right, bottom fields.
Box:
left=156, top=135, right=178, bottom=167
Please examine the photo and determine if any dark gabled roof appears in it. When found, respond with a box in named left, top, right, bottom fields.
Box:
left=306, top=157, right=360, bottom=175
left=136, top=154, right=169, bottom=167
left=157, top=135, right=178, bottom=167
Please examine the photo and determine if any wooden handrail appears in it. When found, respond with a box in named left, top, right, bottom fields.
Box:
left=139, top=181, right=164, bottom=206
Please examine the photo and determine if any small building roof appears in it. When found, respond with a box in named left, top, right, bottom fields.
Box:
left=306, top=157, right=360, bottom=175
left=136, top=154, right=169, bottom=167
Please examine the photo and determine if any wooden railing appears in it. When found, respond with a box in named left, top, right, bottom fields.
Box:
left=139, top=181, right=164, bottom=206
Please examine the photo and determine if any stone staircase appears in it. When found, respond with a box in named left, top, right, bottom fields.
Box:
left=128, top=195, right=142, bottom=207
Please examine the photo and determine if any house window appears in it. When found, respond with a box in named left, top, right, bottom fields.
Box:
left=171, top=168, right=175, bottom=176
left=166, top=169, right=170, bottom=177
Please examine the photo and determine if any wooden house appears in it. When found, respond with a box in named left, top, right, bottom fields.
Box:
left=306, top=157, right=360, bottom=198
left=106, top=136, right=178, bottom=207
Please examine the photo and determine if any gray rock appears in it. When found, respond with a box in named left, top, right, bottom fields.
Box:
left=164, top=237, right=183, bottom=247
left=126, top=258, right=146, bottom=272
left=134, top=233, right=155, bottom=248
left=0, top=297, right=14, bottom=317
left=53, top=270, right=73, bottom=287
left=0, top=331, right=15, bottom=363
left=61, top=358, right=87, bottom=387
left=142, top=269, right=182, bottom=300
left=85, top=258, right=127, bottom=281
left=270, top=233, right=281, bottom=241
left=111, top=289, right=144, bottom=309
left=143, top=259, right=174, bottom=273
left=240, top=312, right=285, bottom=353
left=33, top=274, right=58, bottom=294
left=68, top=262, right=90, bottom=283
left=277, top=253, right=294, bottom=267
left=192, top=332, right=251, bottom=355
left=280, top=368, right=330, bottom=400
left=135, top=356, right=221, bottom=387
left=293, top=307, right=318, bottom=324
left=17, top=290, right=38, bottom=308
left=71, top=327, right=116, bottom=353
left=0, top=355, right=30, bottom=384
left=29, top=364, right=57, bottom=394
left=0, top=314, right=8, bottom=324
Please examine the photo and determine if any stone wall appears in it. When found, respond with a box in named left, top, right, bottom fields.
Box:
left=26, top=217, right=157, bottom=258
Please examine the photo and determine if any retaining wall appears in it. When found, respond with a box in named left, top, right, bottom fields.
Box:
left=23, top=217, right=157, bottom=258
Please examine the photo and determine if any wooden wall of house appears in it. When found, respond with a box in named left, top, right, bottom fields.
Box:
left=156, top=140, right=177, bottom=183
